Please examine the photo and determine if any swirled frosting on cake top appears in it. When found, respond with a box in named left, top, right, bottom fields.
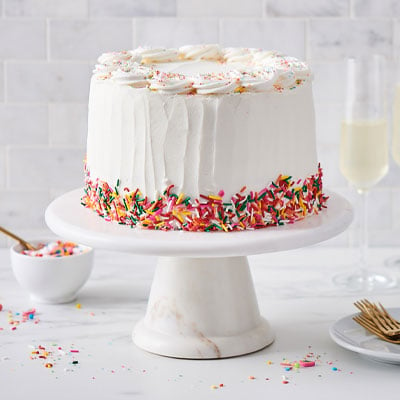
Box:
left=93, top=44, right=311, bottom=95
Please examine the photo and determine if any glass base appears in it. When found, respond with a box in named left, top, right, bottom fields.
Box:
left=333, top=269, right=397, bottom=292
left=385, top=256, right=400, bottom=268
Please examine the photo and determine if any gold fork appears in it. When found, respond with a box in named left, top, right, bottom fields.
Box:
left=355, top=299, right=400, bottom=337
left=353, top=315, right=400, bottom=344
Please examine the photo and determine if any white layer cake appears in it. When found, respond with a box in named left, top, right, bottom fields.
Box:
left=83, top=45, right=326, bottom=231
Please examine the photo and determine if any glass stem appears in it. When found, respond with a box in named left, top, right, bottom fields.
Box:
left=358, top=189, right=368, bottom=277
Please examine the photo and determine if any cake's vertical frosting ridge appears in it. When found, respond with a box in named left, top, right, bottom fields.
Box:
left=86, top=77, right=317, bottom=201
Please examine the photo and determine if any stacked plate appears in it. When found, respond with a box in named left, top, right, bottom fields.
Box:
left=330, top=308, right=400, bottom=364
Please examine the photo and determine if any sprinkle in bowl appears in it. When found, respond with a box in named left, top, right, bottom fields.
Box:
left=10, top=239, right=94, bottom=304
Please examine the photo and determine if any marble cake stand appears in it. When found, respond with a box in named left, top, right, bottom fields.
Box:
left=45, top=189, right=353, bottom=359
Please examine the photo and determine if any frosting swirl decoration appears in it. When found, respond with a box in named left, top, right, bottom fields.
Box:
left=93, top=45, right=312, bottom=95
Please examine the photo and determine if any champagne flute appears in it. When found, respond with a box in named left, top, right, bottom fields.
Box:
left=385, top=61, right=400, bottom=267
left=334, top=55, right=396, bottom=291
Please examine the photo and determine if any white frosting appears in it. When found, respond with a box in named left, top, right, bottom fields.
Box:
left=93, top=45, right=311, bottom=95
left=87, top=75, right=317, bottom=200
left=179, top=44, right=222, bottom=60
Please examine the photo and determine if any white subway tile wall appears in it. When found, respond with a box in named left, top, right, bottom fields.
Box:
left=8, top=147, right=85, bottom=188
left=0, top=104, right=48, bottom=145
left=353, top=0, right=400, bottom=18
left=89, top=0, right=176, bottom=17
left=266, top=0, right=349, bottom=17
left=308, top=19, right=393, bottom=60
left=7, top=61, right=92, bottom=102
left=0, top=63, right=3, bottom=101
left=49, top=19, right=133, bottom=60
left=0, top=0, right=399, bottom=247
left=49, top=104, right=88, bottom=146
left=220, top=18, right=305, bottom=59
left=0, top=147, right=6, bottom=188
left=177, top=0, right=263, bottom=17
left=4, top=0, right=88, bottom=18
left=135, top=18, right=219, bottom=47
left=0, top=19, right=47, bottom=59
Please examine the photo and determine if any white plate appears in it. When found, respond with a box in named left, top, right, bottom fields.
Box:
left=330, top=309, right=400, bottom=364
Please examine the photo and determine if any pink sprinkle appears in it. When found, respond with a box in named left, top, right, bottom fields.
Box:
left=299, top=360, right=315, bottom=368
left=70, top=350, right=79, bottom=353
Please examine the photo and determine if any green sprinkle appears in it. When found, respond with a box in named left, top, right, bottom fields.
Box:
left=258, top=191, right=267, bottom=200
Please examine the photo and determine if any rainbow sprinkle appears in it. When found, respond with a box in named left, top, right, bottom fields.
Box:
left=81, top=165, right=328, bottom=232
left=22, top=241, right=86, bottom=257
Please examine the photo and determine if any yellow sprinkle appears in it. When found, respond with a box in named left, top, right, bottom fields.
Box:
left=234, top=86, right=246, bottom=93
left=208, top=195, right=222, bottom=201
left=172, top=211, right=184, bottom=223
left=147, top=202, right=157, bottom=212
left=176, top=193, right=184, bottom=205
left=267, top=360, right=273, bottom=365
left=210, top=385, right=218, bottom=390
left=75, top=303, right=81, bottom=309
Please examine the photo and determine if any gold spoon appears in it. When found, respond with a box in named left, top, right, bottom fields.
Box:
left=0, top=225, right=38, bottom=251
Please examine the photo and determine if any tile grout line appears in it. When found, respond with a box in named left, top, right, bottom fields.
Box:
left=349, top=0, right=354, bottom=19
left=132, top=18, right=136, bottom=48
left=46, top=18, right=50, bottom=61
left=3, top=60, right=7, bottom=103
left=5, top=144, right=10, bottom=189
left=47, top=103, right=51, bottom=147
left=304, top=18, right=310, bottom=61
left=262, top=0, right=267, bottom=18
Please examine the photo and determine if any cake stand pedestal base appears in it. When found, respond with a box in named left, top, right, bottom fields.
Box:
left=45, top=189, right=353, bottom=359
left=133, top=256, right=273, bottom=359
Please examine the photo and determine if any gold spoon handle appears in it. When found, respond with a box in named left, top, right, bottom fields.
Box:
left=0, top=226, right=35, bottom=251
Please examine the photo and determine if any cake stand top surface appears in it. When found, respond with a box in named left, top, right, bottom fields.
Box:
left=45, top=189, right=353, bottom=257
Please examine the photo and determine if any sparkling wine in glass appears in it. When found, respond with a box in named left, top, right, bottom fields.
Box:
left=334, top=55, right=396, bottom=291
left=393, top=83, right=400, bottom=165
left=385, top=69, right=400, bottom=267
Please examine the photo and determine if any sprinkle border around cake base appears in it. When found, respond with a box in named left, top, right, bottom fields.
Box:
left=81, top=164, right=328, bottom=232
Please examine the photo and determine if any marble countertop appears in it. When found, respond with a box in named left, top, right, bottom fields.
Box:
left=1, top=246, right=400, bottom=400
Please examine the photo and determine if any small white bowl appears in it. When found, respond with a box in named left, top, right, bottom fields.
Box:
left=10, top=240, right=94, bottom=304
